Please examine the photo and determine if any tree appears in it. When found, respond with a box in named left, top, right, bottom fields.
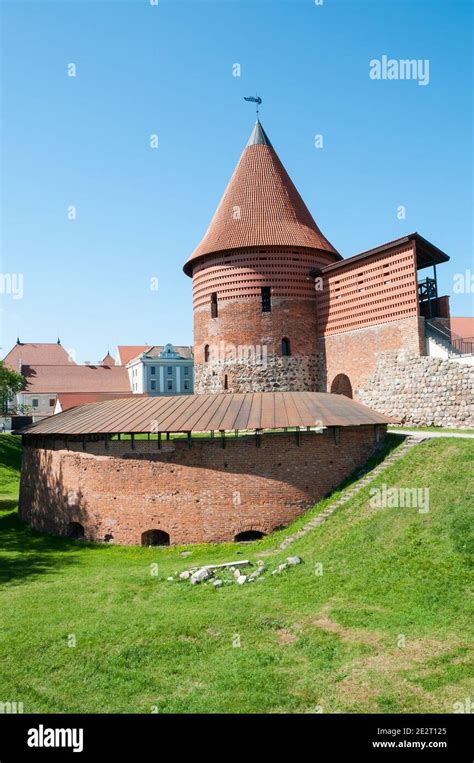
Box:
left=0, top=361, right=25, bottom=413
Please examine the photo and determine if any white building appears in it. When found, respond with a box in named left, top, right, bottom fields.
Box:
left=127, top=344, right=194, bottom=396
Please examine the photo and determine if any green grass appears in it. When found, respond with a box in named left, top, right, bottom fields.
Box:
left=0, top=434, right=473, bottom=713
left=389, top=425, right=474, bottom=434
left=0, top=434, right=22, bottom=499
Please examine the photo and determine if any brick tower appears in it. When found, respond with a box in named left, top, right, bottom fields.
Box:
left=183, top=121, right=340, bottom=393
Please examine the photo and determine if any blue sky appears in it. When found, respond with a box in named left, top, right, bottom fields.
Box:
left=1, top=0, right=472, bottom=363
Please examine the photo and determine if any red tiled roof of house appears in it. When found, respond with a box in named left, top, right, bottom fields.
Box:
left=451, top=317, right=474, bottom=339
left=56, top=392, right=136, bottom=412
left=116, top=346, right=151, bottom=365
left=100, top=352, right=116, bottom=366
left=21, top=365, right=131, bottom=394
left=3, top=342, right=75, bottom=371
left=184, top=120, right=340, bottom=275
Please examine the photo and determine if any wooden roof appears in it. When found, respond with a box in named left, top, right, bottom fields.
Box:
left=20, top=392, right=391, bottom=436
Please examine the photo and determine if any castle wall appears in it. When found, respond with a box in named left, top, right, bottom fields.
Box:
left=357, top=351, right=474, bottom=428
left=18, top=427, right=383, bottom=545
left=319, top=316, right=425, bottom=397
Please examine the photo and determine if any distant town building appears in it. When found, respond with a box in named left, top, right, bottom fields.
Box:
left=17, top=364, right=131, bottom=420
left=4, top=339, right=74, bottom=371
left=99, top=352, right=116, bottom=366
left=116, top=346, right=151, bottom=366
left=127, top=344, right=194, bottom=395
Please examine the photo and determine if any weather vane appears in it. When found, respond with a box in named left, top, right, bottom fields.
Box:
left=244, top=94, right=262, bottom=118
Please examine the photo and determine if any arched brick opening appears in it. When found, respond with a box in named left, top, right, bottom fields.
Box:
left=141, top=529, right=170, bottom=546
left=234, top=530, right=266, bottom=542
left=67, top=522, right=84, bottom=540
left=330, top=373, right=353, bottom=398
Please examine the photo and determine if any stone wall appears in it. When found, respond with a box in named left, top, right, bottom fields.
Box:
left=195, top=354, right=319, bottom=393
left=358, top=350, right=474, bottom=427
left=18, top=427, right=383, bottom=545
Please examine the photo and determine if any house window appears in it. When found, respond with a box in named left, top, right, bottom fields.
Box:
left=49, top=398, right=55, bottom=407
left=167, top=380, right=173, bottom=391
left=150, top=366, right=156, bottom=375
left=224, top=374, right=228, bottom=390
left=167, top=366, right=172, bottom=375
left=184, top=366, right=189, bottom=376
left=32, top=399, right=39, bottom=408
left=282, top=337, right=291, bottom=357
left=150, top=380, right=156, bottom=390
left=261, top=286, right=271, bottom=312
left=211, top=292, right=218, bottom=318
left=184, top=380, right=189, bottom=391
left=204, top=344, right=210, bottom=363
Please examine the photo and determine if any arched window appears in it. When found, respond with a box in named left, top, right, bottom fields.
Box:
left=204, top=344, right=210, bottom=363
left=141, top=529, right=170, bottom=547
left=67, top=522, right=84, bottom=540
left=281, top=337, right=291, bottom=357
left=330, top=373, right=353, bottom=399
left=234, top=530, right=266, bottom=542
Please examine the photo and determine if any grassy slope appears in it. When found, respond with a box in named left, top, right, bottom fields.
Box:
left=0, top=434, right=472, bottom=714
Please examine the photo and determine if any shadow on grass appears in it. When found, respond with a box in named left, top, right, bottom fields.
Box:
left=0, top=505, right=87, bottom=586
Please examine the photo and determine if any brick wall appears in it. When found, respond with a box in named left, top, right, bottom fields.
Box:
left=18, top=427, right=383, bottom=545
left=319, top=316, right=426, bottom=398
left=318, top=243, right=419, bottom=336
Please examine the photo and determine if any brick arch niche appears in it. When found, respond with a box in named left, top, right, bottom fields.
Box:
left=330, top=373, right=353, bottom=398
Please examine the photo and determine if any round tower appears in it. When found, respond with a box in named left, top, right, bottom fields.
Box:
left=183, top=121, right=340, bottom=393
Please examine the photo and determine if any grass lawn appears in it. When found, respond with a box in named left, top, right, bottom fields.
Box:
left=0, top=434, right=473, bottom=713
left=389, top=426, right=474, bottom=435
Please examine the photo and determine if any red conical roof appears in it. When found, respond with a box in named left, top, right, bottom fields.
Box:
left=183, top=121, right=339, bottom=275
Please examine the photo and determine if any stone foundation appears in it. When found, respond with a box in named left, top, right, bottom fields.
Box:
left=195, top=354, right=319, bottom=393
left=19, top=427, right=384, bottom=545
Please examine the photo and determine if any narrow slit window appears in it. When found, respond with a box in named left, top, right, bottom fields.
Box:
left=261, top=286, right=271, bottom=312
left=211, top=292, right=218, bottom=318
